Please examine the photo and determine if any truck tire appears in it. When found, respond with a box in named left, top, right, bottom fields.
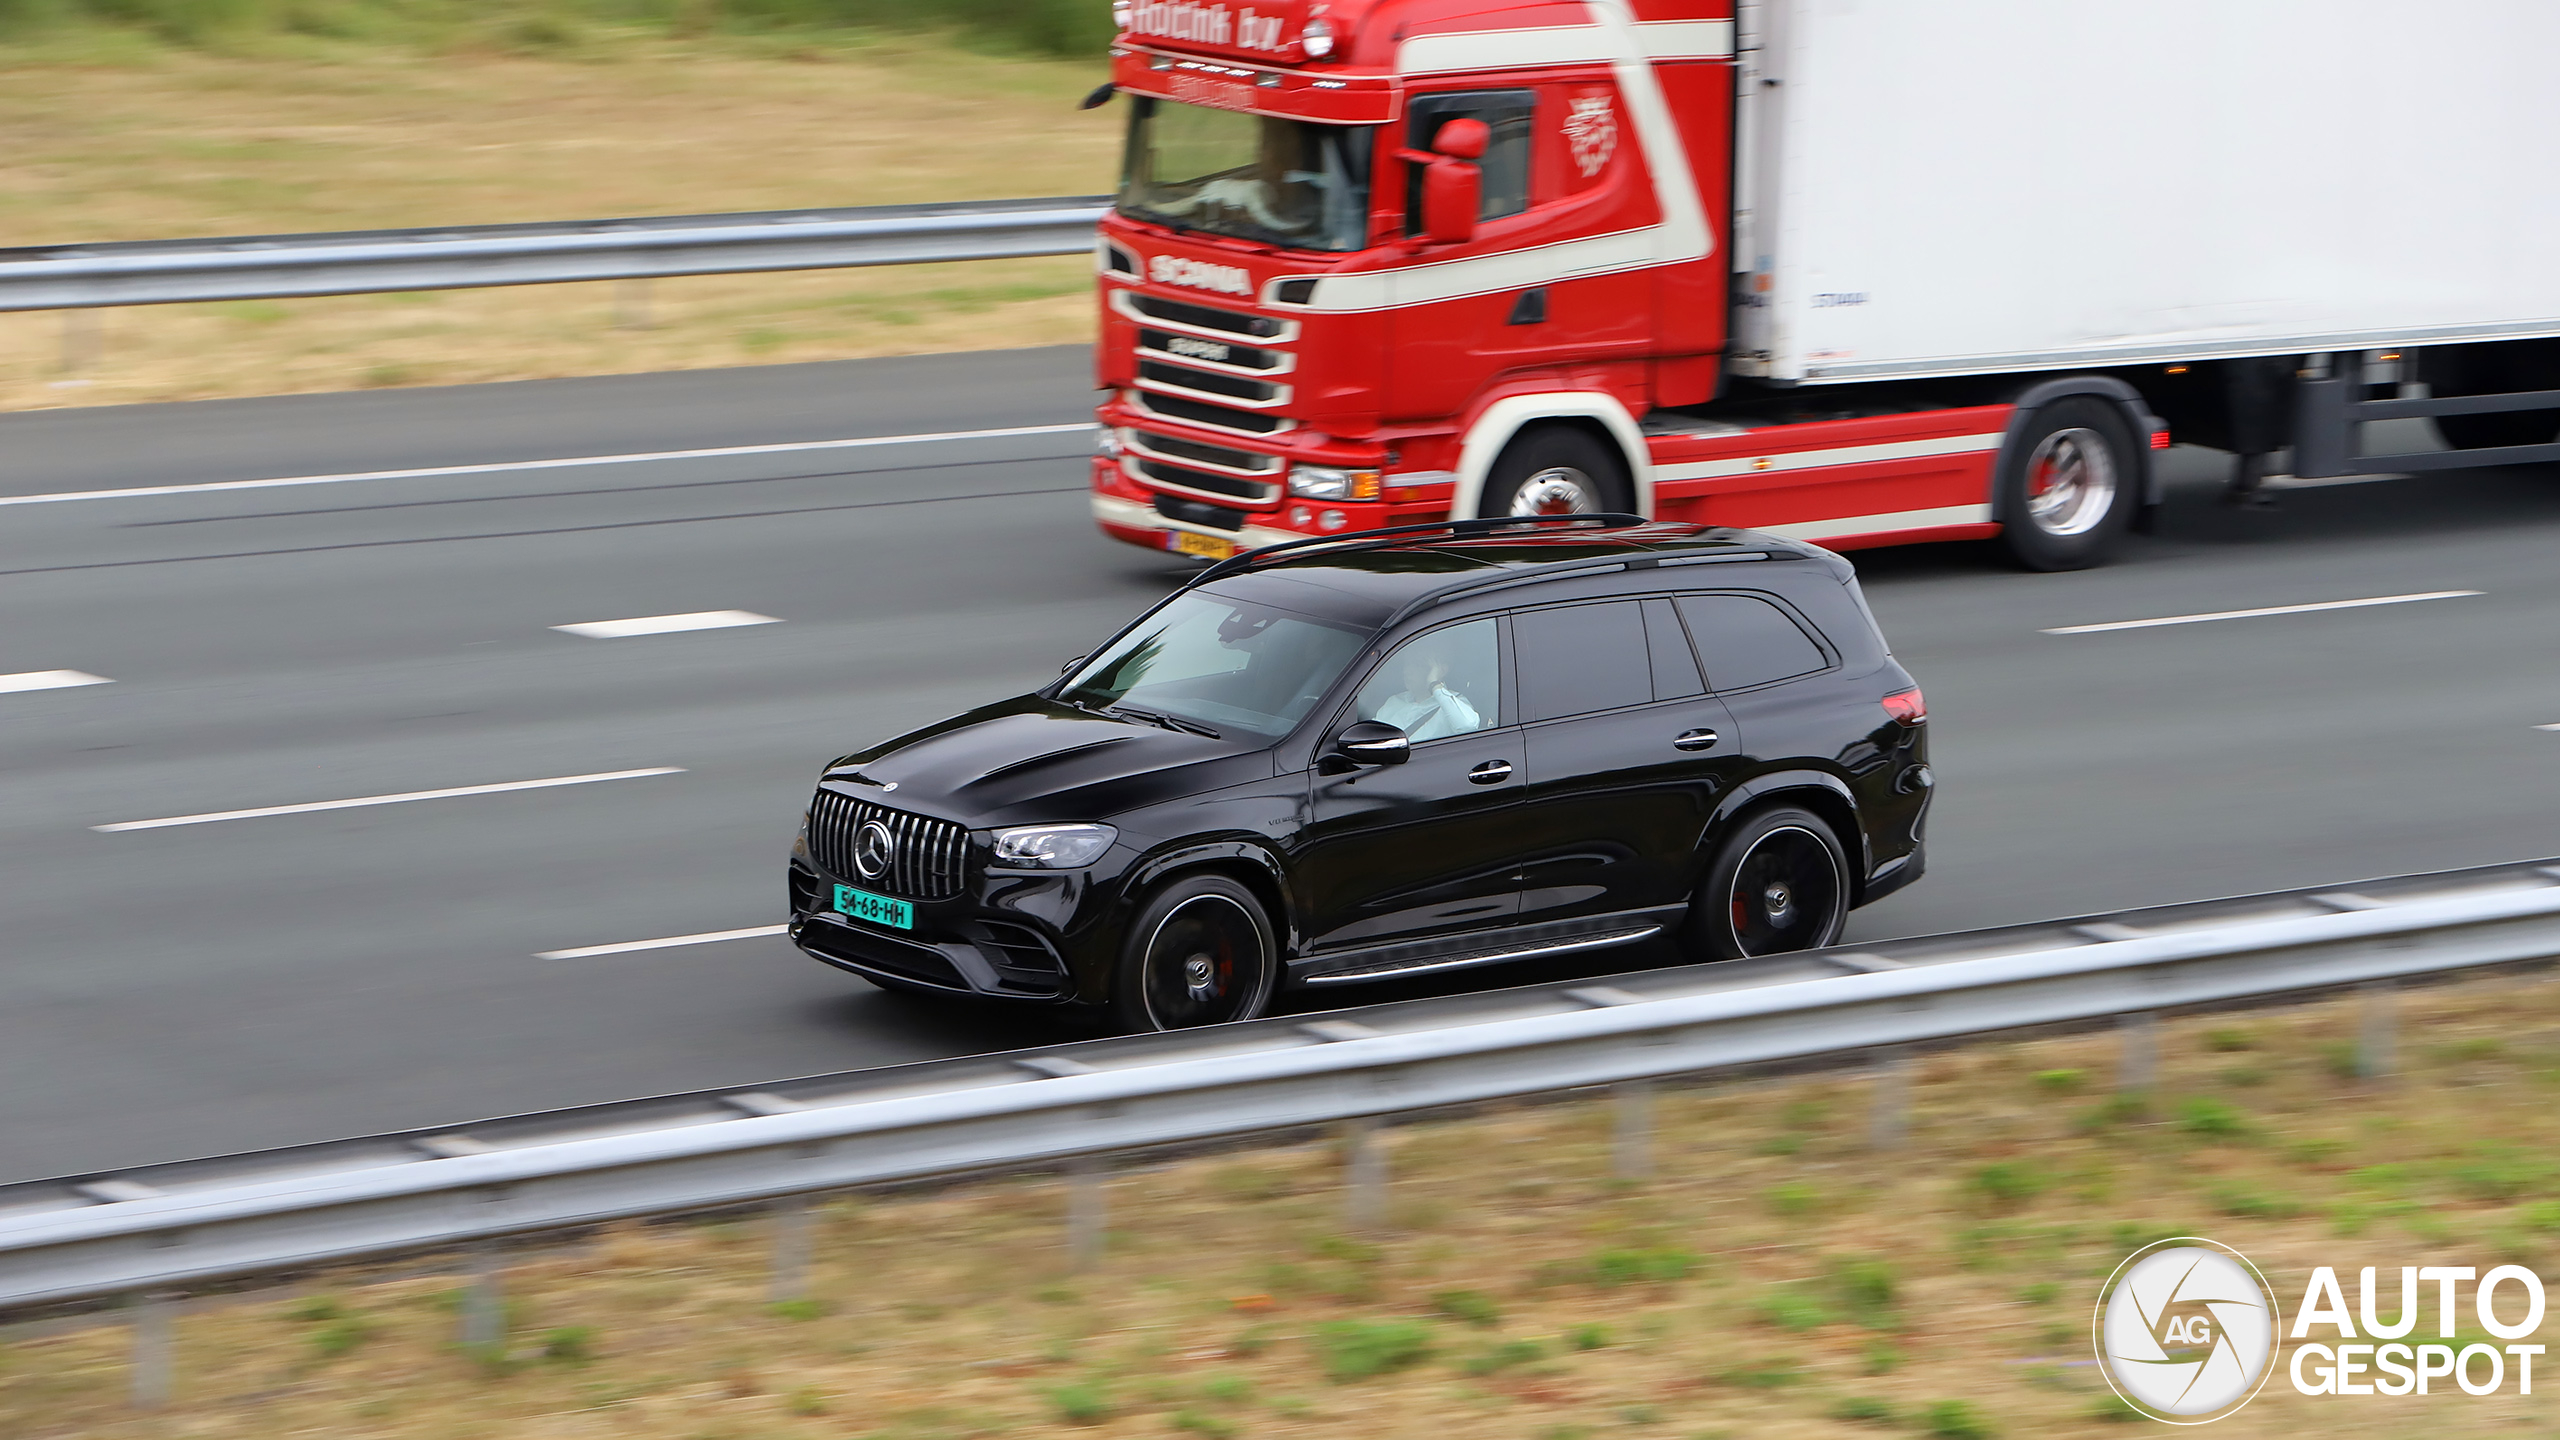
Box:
left=1995, top=397, right=2135, bottom=571
left=1475, top=425, right=1636, bottom=518
left=2428, top=342, right=2560, bottom=452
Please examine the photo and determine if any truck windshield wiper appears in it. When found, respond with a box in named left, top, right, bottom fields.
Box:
left=1106, top=705, right=1221, bottom=739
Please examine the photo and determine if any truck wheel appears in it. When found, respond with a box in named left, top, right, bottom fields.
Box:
left=1476, top=425, right=1635, bottom=518
left=1995, top=397, right=2135, bottom=571
left=1112, top=874, right=1279, bottom=1031
left=1685, top=805, right=1849, bottom=960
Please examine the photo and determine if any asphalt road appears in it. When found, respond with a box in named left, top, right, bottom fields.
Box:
left=4, top=346, right=2556, bottom=1181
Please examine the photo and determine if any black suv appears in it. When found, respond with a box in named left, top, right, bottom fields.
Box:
left=789, top=517, right=1931, bottom=1030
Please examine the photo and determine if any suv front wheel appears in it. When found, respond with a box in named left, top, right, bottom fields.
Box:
left=1113, top=874, right=1280, bottom=1030
left=1688, top=806, right=1849, bottom=960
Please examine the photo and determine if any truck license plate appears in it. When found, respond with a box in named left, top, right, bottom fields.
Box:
left=1165, top=530, right=1237, bottom=560
left=833, top=884, right=913, bottom=930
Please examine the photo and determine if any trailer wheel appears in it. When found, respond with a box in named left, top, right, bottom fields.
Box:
left=1995, top=398, right=2135, bottom=571
left=1476, top=425, right=1635, bottom=518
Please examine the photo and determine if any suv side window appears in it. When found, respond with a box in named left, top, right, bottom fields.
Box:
left=1513, top=601, right=1651, bottom=722
left=1642, top=598, right=1704, bottom=699
left=1675, top=593, right=1830, bottom=692
left=1351, top=617, right=1502, bottom=742
left=1405, top=89, right=1534, bottom=228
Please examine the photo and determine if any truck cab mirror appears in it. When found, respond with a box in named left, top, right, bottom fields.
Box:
left=1327, top=720, right=1411, bottom=771
left=1420, top=118, right=1489, bottom=245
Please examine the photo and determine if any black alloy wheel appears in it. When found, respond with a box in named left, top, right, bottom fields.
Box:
left=1476, top=424, right=1636, bottom=518
left=1114, top=874, right=1279, bottom=1031
left=1689, top=805, right=1849, bottom=960
left=1994, top=396, right=2136, bottom=571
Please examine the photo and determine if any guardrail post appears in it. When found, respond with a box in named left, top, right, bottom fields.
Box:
left=128, top=1291, right=173, bottom=1409
left=769, top=1196, right=814, bottom=1302
left=2118, top=1011, right=2158, bottom=1093
left=1611, top=1080, right=1655, bottom=1179
left=614, top=277, right=653, bottom=331
left=2359, top=979, right=2398, bottom=1081
left=460, top=1243, right=505, bottom=1349
left=1066, top=1158, right=1106, bottom=1270
left=1869, top=1047, right=1912, bottom=1149
left=60, top=309, right=100, bottom=376
left=1344, top=1118, right=1387, bottom=1231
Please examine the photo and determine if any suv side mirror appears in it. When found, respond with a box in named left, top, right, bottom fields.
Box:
left=1330, top=720, right=1411, bottom=768
left=1420, top=118, right=1487, bottom=245
left=1060, top=654, right=1086, bottom=675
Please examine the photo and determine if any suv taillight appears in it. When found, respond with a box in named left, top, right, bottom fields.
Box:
left=1882, top=688, right=1926, bottom=726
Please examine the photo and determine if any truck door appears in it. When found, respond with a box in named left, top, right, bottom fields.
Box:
left=1385, top=82, right=1658, bottom=423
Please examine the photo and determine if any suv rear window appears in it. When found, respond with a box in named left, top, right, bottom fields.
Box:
left=1675, top=594, right=1829, bottom=692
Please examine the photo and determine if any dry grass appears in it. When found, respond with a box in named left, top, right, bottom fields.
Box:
left=0, top=35, right=1117, bottom=409
left=8, top=973, right=2560, bottom=1439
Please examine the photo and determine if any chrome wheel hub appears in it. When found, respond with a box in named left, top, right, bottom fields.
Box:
left=1509, top=467, right=1600, bottom=516
left=2022, top=427, right=2118, bottom=536
left=1183, top=954, right=1217, bottom=1000
left=1763, top=882, right=1794, bottom=923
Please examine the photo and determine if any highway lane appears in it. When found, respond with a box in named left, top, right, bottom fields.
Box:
left=4, top=346, right=2558, bottom=1179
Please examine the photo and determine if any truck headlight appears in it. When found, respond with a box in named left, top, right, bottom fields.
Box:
left=1288, top=464, right=1382, bottom=501
left=991, top=823, right=1118, bottom=869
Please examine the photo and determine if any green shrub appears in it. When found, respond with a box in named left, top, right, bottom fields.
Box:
left=1313, top=1319, right=1432, bottom=1382
left=1832, top=1395, right=1898, bottom=1423
left=2033, top=1068, right=2085, bottom=1095
left=1969, top=1161, right=2049, bottom=1209
left=1766, top=1180, right=1820, bottom=1217
left=785, top=1386, right=828, bottom=1416
left=2015, top=1280, right=2061, bottom=1306
left=2210, top=1185, right=2301, bottom=1220
left=539, top=1326, right=595, bottom=1363
left=1830, top=1255, right=1899, bottom=1325
left=1754, top=1286, right=1832, bottom=1333
left=1566, top=1324, right=1611, bottom=1351
left=1171, top=1409, right=1236, bottom=1438
left=1921, top=1398, right=1994, bottom=1439
left=765, top=1298, right=825, bottom=1322
left=1591, top=1247, right=1698, bottom=1286
left=288, top=1294, right=346, bottom=1323
left=1461, top=1338, right=1545, bottom=1375
left=2520, top=1200, right=2560, bottom=1233
left=1044, top=1377, right=1111, bottom=1424
left=2201, top=1027, right=2256, bottom=1052
left=1862, top=1339, right=1904, bottom=1375
left=1721, top=1356, right=1803, bottom=1389
left=2448, top=1143, right=2555, bottom=1202
left=1431, top=1289, right=1500, bottom=1328
left=2088, top=1391, right=2147, bottom=1422
left=309, top=1315, right=371, bottom=1358
left=2178, top=1097, right=2248, bottom=1140
left=1198, top=1372, right=1253, bottom=1405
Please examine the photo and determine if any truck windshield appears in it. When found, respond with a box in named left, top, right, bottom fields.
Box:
left=1060, top=589, right=1373, bottom=740
left=1119, top=97, right=1374, bottom=252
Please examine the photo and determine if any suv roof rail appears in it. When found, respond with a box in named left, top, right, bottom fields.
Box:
left=1187, top=513, right=1650, bottom=587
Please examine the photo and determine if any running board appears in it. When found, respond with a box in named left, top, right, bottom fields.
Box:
left=1299, top=924, right=1663, bottom=986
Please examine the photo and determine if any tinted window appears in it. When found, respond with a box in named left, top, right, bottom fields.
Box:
left=1405, top=89, right=1534, bottom=226
left=1063, top=591, right=1371, bottom=739
left=1514, top=601, right=1651, bottom=721
left=1642, top=598, right=1704, bottom=700
left=1352, top=618, right=1501, bottom=742
left=1676, top=594, right=1830, bottom=691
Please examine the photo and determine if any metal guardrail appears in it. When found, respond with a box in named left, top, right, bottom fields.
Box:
left=0, top=196, right=1113, bottom=312
left=6, top=855, right=2560, bottom=1318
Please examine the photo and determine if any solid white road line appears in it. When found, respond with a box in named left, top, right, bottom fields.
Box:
left=0, top=669, right=112, bottom=692
left=2042, top=591, right=2482, bottom=635
left=94, top=767, right=684, bottom=832
left=538, top=924, right=790, bottom=960
left=2538, top=724, right=2560, bottom=733
left=0, top=422, right=1098, bottom=508
left=553, top=610, right=779, bottom=639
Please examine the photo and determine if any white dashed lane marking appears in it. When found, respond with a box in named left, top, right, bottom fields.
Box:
left=553, top=610, right=780, bottom=639
left=94, top=767, right=685, bottom=832
left=0, top=669, right=112, bottom=692
left=2042, top=591, right=2481, bottom=635
left=538, top=924, right=790, bottom=960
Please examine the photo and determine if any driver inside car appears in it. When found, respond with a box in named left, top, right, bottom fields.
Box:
left=1364, top=645, right=1483, bottom=742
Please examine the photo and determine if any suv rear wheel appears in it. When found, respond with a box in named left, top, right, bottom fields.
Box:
left=1113, top=874, right=1279, bottom=1030
left=1688, top=806, right=1849, bottom=960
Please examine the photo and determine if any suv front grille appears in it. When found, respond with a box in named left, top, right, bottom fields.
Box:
left=807, top=790, right=968, bottom=900
left=1127, top=293, right=1284, bottom=338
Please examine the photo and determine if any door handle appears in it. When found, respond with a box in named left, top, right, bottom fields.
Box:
left=1674, top=728, right=1720, bottom=751
left=1467, top=758, right=1514, bottom=784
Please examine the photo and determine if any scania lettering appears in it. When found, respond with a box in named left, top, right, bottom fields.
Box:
left=1087, top=0, right=2560, bottom=570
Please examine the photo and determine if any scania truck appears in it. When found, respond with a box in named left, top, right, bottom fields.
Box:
left=1085, top=0, right=2560, bottom=570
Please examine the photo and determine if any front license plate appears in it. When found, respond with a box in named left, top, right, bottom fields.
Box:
left=834, top=884, right=913, bottom=930
left=1165, top=529, right=1237, bottom=560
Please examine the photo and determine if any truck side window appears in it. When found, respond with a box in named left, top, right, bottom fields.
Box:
left=1675, top=594, right=1830, bottom=692
left=1404, top=89, right=1534, bottom=230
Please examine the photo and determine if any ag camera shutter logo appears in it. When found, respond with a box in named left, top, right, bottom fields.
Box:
left=2094, top=1238, right=2281, bottom=1423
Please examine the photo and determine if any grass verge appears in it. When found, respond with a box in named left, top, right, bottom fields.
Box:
left=7, top=972, right=2560, bottom=1437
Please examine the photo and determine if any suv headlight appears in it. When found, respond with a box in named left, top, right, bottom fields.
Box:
left=1288, top=464, right=1382, bottom=501
left=991, top=823, right=1118, bottom=869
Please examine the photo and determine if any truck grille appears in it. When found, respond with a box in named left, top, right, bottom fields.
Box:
left=1138, top=328, right=1287, bottom=373
left=806, top=790, right=968, bottom=900
left=1139, top=360, right=1285, bottom=405
left=1155, top=495, right=1247, bottom=532
left=1134, top=391, right=1288, bottom=436
left=1137, top=459, right=1275, bottom=502
left=1127, top=293, right=1285, bottom=339
left=1129, top=430, right=1278, bottom=473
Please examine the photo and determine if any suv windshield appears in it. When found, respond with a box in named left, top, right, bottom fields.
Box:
left=1060, top=589, right=1373, bottom=739
left=1119, top=97, right=1375, bottom=252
